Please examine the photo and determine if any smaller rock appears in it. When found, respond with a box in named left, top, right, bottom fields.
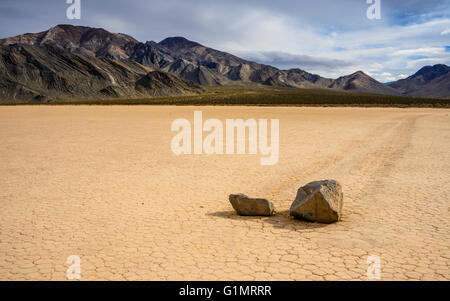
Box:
left=229, top=194, right=275, bottom=216
left=290, top=180, right=343, bottom=224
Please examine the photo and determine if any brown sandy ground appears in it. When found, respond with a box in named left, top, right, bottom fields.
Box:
left=0, top=106, right=449, bottom=281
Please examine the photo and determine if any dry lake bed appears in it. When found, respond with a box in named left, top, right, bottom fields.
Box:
left=0, top=106, right=449, bottom=280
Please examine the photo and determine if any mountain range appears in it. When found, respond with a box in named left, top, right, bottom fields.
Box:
left=0, top=24, right=448, bottom=102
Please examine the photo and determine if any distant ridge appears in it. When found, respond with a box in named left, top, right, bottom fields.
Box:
left=389, top=64, right=450, bottom=99
left=329, top=71, right=401, bottom=96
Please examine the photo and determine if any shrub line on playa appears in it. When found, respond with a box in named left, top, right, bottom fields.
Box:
left=1, top=87, right=449, bottom=107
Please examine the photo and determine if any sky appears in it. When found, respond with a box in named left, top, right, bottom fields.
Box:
left=0, top=0, right=449, bottom=82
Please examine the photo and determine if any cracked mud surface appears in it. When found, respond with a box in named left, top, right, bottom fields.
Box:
left=0, top=106, right=449, bottom=281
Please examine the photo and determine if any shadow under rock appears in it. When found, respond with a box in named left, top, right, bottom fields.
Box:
left=207, top=209, right=329, bottom=231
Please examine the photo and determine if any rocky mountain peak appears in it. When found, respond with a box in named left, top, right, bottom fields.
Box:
left=414, top=64, right=450, bottom=81
left=349, top=71, right=368, bottom=77
left=158, top=37, right=202, bottom=51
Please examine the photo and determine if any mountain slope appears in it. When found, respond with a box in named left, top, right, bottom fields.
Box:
left=135, top=70, right=201, bottom=96
left=389, top=64, right=450, bottom=99
left=158, top=36, right=280, bottom=83
left=329, top=71, right=401, bottom=96
left=0, top=44, right=202, bottom=102
left=263, top=69, right=333, bottom=88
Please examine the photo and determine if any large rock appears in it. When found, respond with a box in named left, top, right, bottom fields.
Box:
left=290, top=180, right=343, bottom=224
left=229, top=194, right=275, bottom=216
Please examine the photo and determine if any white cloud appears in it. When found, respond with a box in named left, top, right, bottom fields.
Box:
left=393, top=47, right=446, bottom=56
left=441, top=28, right=450, bottom=35
left=380, top=74, right=409, bottom=82
left=406, top=57, right=446, bottom=69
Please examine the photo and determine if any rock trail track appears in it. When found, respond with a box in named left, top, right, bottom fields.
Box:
left=0, top=106, right=448, bottom=280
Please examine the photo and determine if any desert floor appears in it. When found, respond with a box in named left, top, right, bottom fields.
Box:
left=0, top=106, right=449, bottom=281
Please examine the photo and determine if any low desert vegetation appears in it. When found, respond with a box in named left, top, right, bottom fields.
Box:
left=2, top=86, right=449, bottom=108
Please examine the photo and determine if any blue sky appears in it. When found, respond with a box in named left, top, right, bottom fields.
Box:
left=0, top=0, right=449, bottom=82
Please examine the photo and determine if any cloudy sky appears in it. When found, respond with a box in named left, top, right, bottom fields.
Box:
left=1, top=0, right=449, bottom=82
